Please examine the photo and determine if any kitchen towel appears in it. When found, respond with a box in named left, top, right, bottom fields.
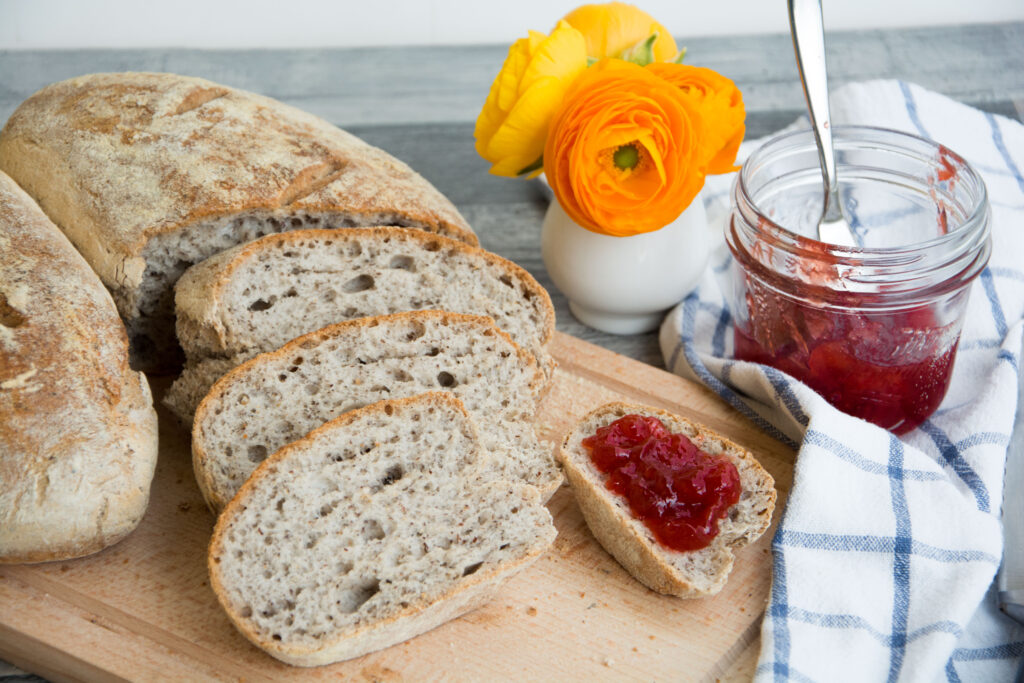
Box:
left=661, top=80, right=1024, bottom=682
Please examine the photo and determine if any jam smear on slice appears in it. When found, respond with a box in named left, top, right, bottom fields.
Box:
left=581, top=414, right=742, bottom=552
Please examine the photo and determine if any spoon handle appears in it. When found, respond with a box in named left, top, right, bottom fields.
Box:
left=788, top=0, right=842, bottom=223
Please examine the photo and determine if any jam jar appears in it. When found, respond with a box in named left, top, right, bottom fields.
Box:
left=726, top=126, right=991, bottom=434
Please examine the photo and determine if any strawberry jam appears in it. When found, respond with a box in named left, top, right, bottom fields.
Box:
left=581, top=414, right=741, bottom=552
left=733, top=279, right=959, bottom=434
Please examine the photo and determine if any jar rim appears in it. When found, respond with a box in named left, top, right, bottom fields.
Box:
left=729, top=125, right=992, bottom=305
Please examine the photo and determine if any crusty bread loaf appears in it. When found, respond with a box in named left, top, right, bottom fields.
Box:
left=193, top=311, right=561, bottom=512
left=0, top=170, right=158, bottom=564
left=558, top=402, right=776, bottom=597
left=167, top=227, right=555, bottom=421
left=208, top=392, right=556, bottom=667
left=0, top=72, right=475, bottom=372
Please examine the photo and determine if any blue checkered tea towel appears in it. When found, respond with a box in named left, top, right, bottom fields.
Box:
left=660, top=80, right=1024, bottom=682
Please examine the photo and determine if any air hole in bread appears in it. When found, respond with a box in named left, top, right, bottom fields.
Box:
left=239, top=605, right=252, bottom=618
left=276, top=498, right=285, bottom=513
left=406, top=321, right=426, bottom=341
left=427, top=347, right=441, bottom=357
left=261, top=606, right=278, bottom=618
left=0, top=294, right=26, bottom=328
left=380, top=465, right=403, bottom=487
left=522, top=288, right=535, bottom=301
left=343, top=274, right=375, bottom=293
left=437, top=371, right=457, bottom=388
left=347, top=242, right=362, bottom=257
left=339, top=561, right=353, bottom=575
left=369, top=385, right=390, bottom=393
left=338, top=579, right=380, bottom=613
left=305, top=384, right=320, bottom=396
left=383, top=404, right=394, bottom=417
left=272, top=634, right=282, bottom=641
left=284, top=287, right=298, bottom=298
left=362, top=519, right=385, bottom=541
left=499, top=543, right=509, bottom=550
left=248, top=445, right=268, bottom=463
left=289, top=217, right=303, bottom=228
left=323, top=289, right=337, bottom=302
left=282, top=250, right=297, bottom=258
left=391, top=369, right=413, bottom=382
left=248, top=299, right=273, bottom=312
left=423, top=240, right=442, bottom=252
left=389, top=255, right=415, bottom=271
left=278, top=374, right=288, bottom=382
left=462, top=562, right=483, bottom=577
left=498, top=275, right=513, bottom=288
left=319, top=501, right=338, bottom=517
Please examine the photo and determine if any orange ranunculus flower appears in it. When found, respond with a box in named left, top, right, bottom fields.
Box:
left=474, top=21, right=588, bottom=178
left=560, top=2, right=679, bottom=64
left=646, top=62, right=745, bottom=174
left=544, top=59, right=707, bottom=237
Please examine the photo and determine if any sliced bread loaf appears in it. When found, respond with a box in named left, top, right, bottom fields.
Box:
left=193, top=311, right=561, bottom=512
left=0, top=72, right=475, bottom=371
left=208, top=392, right=556, bottom=667
left=558, top=402, right=776, bottom=597
left=167, top=227, right=555, bottom=421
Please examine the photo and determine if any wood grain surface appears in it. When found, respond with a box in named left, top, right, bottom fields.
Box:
left=0, top=333, right=795, bottom=682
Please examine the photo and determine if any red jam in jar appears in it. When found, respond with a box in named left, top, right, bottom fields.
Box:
left=727, top=127, right=991, bottom=434
left=734, top=284, right=960, bottom=434
left=581, top=414, right=741, bottom=552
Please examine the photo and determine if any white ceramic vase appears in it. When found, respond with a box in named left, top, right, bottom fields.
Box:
left=541, top=195, right=712, bottom=334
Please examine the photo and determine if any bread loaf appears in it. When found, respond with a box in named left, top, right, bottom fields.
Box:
left=0, top=170, right=158, bottom=564
left=208, top=392, right=556, bottom=667
left=0, top=72, right=475, bottom=371
left=193, top=311, right=561, bottom=512
left=167, top=227, right=555, bottom=421
left=558, top=402, right=775, bottom=597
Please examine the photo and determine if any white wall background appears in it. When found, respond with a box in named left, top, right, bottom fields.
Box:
left=1, top=0, right=1022, bottom=50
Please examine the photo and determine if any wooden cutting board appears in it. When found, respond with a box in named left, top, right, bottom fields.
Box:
left=0, top=332, right=795, bottom=682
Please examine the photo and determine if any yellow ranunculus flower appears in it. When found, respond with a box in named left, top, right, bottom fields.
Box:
left=474, top=21, right=587, bottom=178
left=560, top=2, right=679, bottom=63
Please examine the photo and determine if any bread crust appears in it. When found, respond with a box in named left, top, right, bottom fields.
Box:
left=191, top=310, right=550, bottom=512
left=558, top=402, right=776, bottom=598
left=0, top=73, right=475, bottom=298
left=208, top=393, right=555, bottom=666
left=0, top=171, right=158, bottom=564
left=174, top=227, right=554, bottom=360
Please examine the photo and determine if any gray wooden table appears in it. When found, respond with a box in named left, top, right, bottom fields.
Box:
left=1, top=22, right=1022, bottom=682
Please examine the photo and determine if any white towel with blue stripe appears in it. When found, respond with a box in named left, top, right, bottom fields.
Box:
left=660, top=80, right=1024, bottom=682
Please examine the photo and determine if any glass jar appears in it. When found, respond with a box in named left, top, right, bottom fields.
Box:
left=726, top=126, right=991, bottom=434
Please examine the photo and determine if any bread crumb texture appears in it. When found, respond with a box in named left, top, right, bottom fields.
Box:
left=209, top=393, right=555, bottom=666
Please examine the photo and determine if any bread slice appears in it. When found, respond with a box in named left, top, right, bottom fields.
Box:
left=0, top=72, right=475, bottom=372
left=193, top=311, right=561, bottom=512
left=558, top=402, right=776, bottom=597
left=166, top=227, right=555, bottom=421
left=0, top=170, right=158, bottom=563
left=208, top=392, right=556, bottom=667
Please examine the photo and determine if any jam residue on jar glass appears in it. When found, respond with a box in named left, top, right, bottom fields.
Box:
left=581, top=414, right=741, bottom=552
left=727, top=127, right=991, bottom=434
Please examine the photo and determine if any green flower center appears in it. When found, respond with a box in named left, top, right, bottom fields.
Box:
left=613, top=144, right=640, bottom=170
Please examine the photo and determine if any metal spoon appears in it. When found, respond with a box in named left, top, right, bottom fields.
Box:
left=788, top=0, right=857, bottom=247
